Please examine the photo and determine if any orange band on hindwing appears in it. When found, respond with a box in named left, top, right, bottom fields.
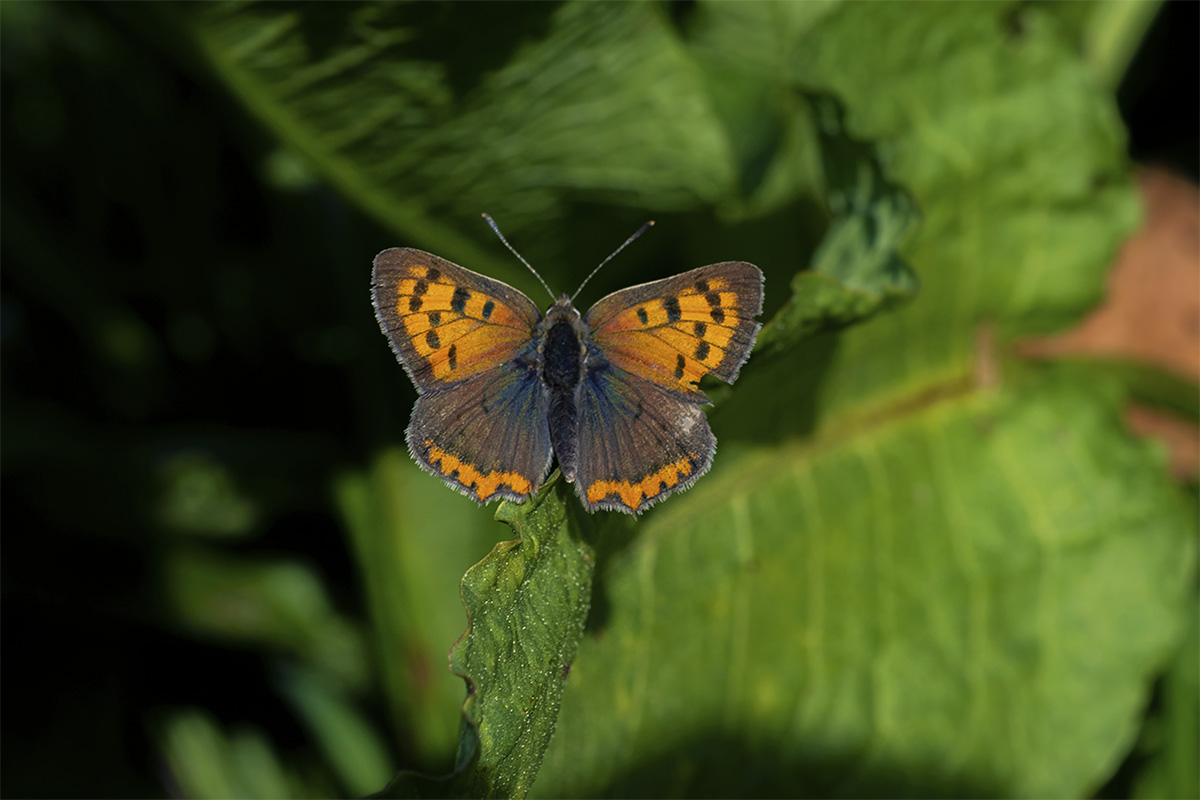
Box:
left=424, top=442, right=534, bottom=502
left=585, top=456, right=698, bottom=512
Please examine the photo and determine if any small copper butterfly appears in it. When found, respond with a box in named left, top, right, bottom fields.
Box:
left=371, top=217, right=763, bottom=514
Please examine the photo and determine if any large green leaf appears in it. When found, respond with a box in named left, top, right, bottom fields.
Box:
left=530, top=3, right=1193, bottom=798
left=535, top=375, right=1193, bottom=798
left=182, top=1, right=735, bottom=279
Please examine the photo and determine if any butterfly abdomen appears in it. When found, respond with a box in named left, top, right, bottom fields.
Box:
left=540, top=310, right=586, bottom=483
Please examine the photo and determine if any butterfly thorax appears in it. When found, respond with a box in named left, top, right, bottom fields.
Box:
left=538, top=297, right=592, bottom=484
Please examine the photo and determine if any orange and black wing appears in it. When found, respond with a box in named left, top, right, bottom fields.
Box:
left=583, top=262, right=764, bottom=401
left=573, top=262, right=763, bottom=513
left=372, top=248, right=552, bottom=503
left=372, top=248, right=542, bottom=392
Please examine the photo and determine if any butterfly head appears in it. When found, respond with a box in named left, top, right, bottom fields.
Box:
left=538, top=295, right=587, bottom=345
left=549, top=293, right=579, bottom=314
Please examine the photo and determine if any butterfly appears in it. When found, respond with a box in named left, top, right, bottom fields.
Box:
left=371, top=218, right=763, bottom=514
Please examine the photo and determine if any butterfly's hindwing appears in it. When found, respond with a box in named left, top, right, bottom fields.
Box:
left=572, top=362, right=715, bottom=514
left=373, top=247, right=552, bottom=504
left=406, top=358, right=553, bottom=504
left=585, top=262, right=764, bottom=400
left=372, top=248, right=542, bottom=391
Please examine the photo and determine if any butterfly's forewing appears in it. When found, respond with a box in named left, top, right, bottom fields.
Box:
left=573, top=365, right=715, bottom=513
left=574, top=262, right=764, bottom=513
left=584, top=262, right=764, bottom=400
left=372, top=248, right=542, bottom=391
left=372, top=248, right=552, bottom=503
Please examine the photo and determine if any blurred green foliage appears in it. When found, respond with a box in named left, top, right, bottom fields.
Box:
left=2, top=2, right=1196, bottom=799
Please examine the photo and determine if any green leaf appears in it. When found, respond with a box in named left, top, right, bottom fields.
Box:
left=757, top=92, right=920, bottom=355
left=339, top=418, right=596, bottom=799
left=277, top=664, right=395, bottom=798
left=535, top=375, right=1194, bottom=798
left=524, top=4, right=1192, bottom=798
left=710, top=1, right=1140, bottom=444
left=1130, top=585, right=1200, bottom=800
left=156, top=450, right=259, bottom=537
left=182, top=2, right=735, bottom=277
left=337, top=450, right=503, bottom=767
left=163, top=546, right=369, bottom=690
left=1033, top=0, right=1163, bottom=89
left=445, top=475, right=597, bottom=798
left=160, top=710, right=334, bottom=799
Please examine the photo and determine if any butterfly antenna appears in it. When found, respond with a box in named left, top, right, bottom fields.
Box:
left=482, top=213, right=556, bottom=301
left=571, top=220, right=655, bottom=302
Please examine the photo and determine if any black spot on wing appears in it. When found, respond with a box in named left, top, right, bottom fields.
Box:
left=674, top=354, right=685, bottom=380
left=663, top=297, right=681, bottom=323
left=451, top=287, right=470, bottom=314
left=448, top=343, right=457, bottom=370
left=482, top=300, right=495, bottom=320
left=637, top=307, right=649, bottom=326
left=710, top=307, right=726, bottom=324
left=409, top=296, right=423, bottom=312
left=695, top=341, right=710, bottom=361
left=695, top=280, right=709, bottom=293
left=414, top=280, right=429, bottom=296
left=426, top=268, right=441, bottom=282
left=429, top=311, right=441, bottom=326
left=426, top=330, right=440, bottom=349
left=694, top=321, right=706, bottom=337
